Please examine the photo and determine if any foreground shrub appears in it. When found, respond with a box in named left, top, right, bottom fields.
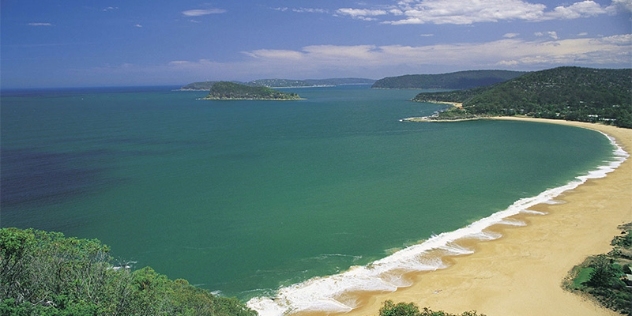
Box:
left=0, top=227, right=255, bottom=316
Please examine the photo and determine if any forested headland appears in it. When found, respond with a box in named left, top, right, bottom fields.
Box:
left=0, top=227, right=256, bottom=316
left=412, top=67, right=632, bottom=128
left=371, top=70, right=525, bottom=89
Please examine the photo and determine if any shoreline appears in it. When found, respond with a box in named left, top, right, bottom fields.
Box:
left=332, top=118, right=631, bottom=316
left=272, top=117, right=631, bottom=316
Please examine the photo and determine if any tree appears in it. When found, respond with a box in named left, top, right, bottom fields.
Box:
left=378, top=300, right=485, bottom=316
left=585, top=255, right=624, bottom=288
left=380, top=300, right=420, bottom=316
left=0, top=227, right=256, bottom=316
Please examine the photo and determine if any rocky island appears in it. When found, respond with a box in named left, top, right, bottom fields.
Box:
left=202, top=81, right=301, bottom=100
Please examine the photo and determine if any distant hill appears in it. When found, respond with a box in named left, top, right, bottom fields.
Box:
left=250, top=78, right=375, bottom=87
left=412, top=66, right=632, bottom=128
left=180, top=81, right=220, bottom=90
left=202, top=81, right=301, bottom=100
left=372, top=70, right=526, bottom=89
left=181, top=78, right=375, bottom=90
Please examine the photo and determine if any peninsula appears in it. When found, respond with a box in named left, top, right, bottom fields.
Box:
left=372, top=70, right=525, bottom=89
left=202, top=81, right=301, bottom=100
left=409, top=66, right=632, bottom=128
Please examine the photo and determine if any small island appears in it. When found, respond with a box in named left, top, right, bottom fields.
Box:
left=202, top=81, right=302, bottom=100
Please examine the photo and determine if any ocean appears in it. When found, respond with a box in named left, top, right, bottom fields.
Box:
left=0, top=85, right=623, bottom=314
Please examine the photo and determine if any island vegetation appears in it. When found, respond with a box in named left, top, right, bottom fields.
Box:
left=202, top=81, right=301, bottom=101
left=371, top=70, right=525, bottom=89
left=412, top=67, right=632, bottom=128
left=0, top=227, right=256, bottom=316
left=564, top=223, right=632, bottom=315
left=180, top=78, right=375, bottom=90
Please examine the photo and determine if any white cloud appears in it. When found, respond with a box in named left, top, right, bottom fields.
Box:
left=504, top=33, right=520, bottom=38
left=28, top=22, right=52, bottom=26
left=243, top=49, right=304, bottom=60
left=336, top=8, right=389, bottom=20
left=545, top=1, right=607, bottom=19
left=534, top=31, right=559, bottom=39
left=135, top=24, right=143, bottom=28
left=607, top=0, right=632, bottom=13
left=333, top=0, right=620, bottom=25
left=182, top=9, right=226, bottom=17
left=103, top=6, right=118, bottom=12
left=165, top=35, right=631, bottom=79
left=293, top=8, right=329, bottom=14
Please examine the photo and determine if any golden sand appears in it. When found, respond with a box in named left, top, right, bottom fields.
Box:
left=316, top=118, right=631, bottom=316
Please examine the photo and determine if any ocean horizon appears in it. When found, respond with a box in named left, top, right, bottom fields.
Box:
left=0, top=85, right=621, bottom=315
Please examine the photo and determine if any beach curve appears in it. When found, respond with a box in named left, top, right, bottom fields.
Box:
left=248, top=117, right=631, bottom=316
left=329, top=117, right=631, bottom=316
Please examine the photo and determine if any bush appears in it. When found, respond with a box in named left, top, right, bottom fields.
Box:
left=0, top=227, right=255, bottom=316
left=378, top=300, right=485, bottom=316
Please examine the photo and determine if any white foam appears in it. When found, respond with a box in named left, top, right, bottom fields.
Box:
left=521, top=209, right=548, bottom=215
left=247, top=131, right=628, bottom=316
left=499, top=219, right=527, bottom=226
left=440, top=243, right=474, bottom=255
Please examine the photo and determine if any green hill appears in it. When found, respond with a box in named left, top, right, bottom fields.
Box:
left=250, top=78, right=375, bottom=87
left=181, top=78, right=375, bottom=90
left=180, top=81, right=219, bottom=90
left=372, top=70, right=525, bottom=89
left=412, top=67, right=632, bottom=128
left=202, top=81, right=301, bottom=100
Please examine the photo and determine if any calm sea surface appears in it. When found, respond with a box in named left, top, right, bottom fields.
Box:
left=1, top=85, right=614, bottom=303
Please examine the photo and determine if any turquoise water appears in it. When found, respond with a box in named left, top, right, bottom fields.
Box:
left=1, top=86, right=615, bottom=305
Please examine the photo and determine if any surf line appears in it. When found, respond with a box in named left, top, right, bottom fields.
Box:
left=247, top=132, right=628, bottom=316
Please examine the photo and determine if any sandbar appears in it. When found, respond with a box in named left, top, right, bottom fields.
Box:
left=304, top=117, right=631, bottom=316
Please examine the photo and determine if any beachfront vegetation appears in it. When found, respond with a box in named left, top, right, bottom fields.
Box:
left=203, top=81, right=301, bottom=100
left=372, top=70, right=525, bottom=89
left=0, top=227, right=256, bottom=316
left=379, top=300, right=485, bottom=316
left=413, top=67, right=632, bottom=128
left=564, top=223, right=632, bottom=315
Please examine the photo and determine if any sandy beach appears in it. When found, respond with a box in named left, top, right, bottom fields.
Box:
left=324, top=118, right=631, bottom=316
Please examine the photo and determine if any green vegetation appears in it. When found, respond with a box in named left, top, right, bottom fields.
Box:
left=413, top=67, right=632, bottom=128
left=180, top=81, right=219, bottom=90
left=372, top=70, right=525, bottom=89
left=378, top=300, right=485, bottom=316
left=564, top=223, right=632, bottom=315
left=0, top=227, right=256, bottom=316
left=203, top=81, right=301, bottom=100
left=250, top=78, right=375, bottom=87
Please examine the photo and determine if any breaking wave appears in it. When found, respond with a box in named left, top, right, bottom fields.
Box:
left=247, top=131, right=628, bottom=316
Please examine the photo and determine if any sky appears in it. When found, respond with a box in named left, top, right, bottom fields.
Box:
left=1, top=0, right=631, bottom=88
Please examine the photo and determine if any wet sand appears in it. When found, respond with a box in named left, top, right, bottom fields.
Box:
left=334, top=118, right=631, bottom=316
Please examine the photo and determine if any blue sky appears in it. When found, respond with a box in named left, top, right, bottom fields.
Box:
left=2, top=0, right=631, bottom=88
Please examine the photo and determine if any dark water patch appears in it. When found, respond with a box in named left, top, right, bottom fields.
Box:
left=0, top=148, right=122, bottom=208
